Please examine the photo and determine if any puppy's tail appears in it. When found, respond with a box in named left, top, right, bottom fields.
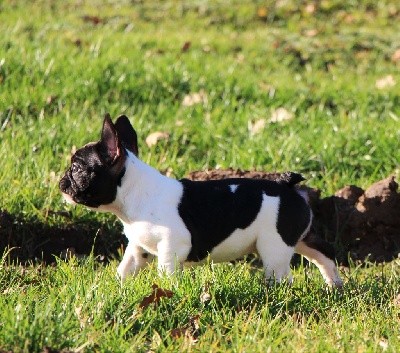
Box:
left=277, top=172, right=305, bottom=187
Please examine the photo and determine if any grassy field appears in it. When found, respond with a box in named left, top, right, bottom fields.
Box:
left=1, top=0, right=400, bottom=352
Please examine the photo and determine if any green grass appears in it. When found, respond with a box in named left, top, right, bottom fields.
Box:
left=1, top=254, right=399, bottom=353
left=0, top=0, right=400, bottom=352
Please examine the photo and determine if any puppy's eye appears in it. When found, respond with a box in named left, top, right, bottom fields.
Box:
left=71, top=164, right=81, bottom=173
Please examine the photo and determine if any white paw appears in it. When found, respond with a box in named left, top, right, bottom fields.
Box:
left=117, top=262, right=129, bottom=281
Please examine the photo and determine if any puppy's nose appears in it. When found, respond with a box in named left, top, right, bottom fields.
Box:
left=59, top=176, right=71, bottom=191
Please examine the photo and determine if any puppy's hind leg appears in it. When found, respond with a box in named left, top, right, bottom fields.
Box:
left=256, top=231, right=295, bottom=285
left=295, top=234, right=343, bottom=288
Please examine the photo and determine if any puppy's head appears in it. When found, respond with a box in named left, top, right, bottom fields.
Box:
left=59, top=114, right=138, bottom=208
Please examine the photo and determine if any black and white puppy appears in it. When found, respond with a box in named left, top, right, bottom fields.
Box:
left=59, top=114, right=343, bottom=287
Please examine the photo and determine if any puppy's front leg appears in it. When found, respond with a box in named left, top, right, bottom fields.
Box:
left=117, top=242, right=152, bottom=280
left=157, top=239, right=190, bottom=276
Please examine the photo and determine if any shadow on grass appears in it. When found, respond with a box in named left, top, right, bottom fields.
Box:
left=0, top=209, right=126, bottom=264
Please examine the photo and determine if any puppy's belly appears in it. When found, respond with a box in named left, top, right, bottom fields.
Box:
left=208, top=228, right=258, bottom=263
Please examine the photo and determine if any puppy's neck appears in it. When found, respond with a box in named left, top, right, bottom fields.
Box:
left=99, top=151, right=178, bottom=223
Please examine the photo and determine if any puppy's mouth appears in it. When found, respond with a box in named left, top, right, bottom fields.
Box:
left=59, top=175, right=78, bottom=205
left=62, top=192, right=76, bottom=205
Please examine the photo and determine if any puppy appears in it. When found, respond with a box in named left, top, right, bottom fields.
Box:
left=59, top=114, right=343, bottom=287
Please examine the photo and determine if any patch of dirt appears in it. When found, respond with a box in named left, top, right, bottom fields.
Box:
left=187, top=169, right=400, bottom=264
left=1, top=169, right=399, bottom=265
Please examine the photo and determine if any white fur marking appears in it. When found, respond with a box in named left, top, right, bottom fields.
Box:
left=255, top=194, right=295, bottom=282
left=229, top=184, right=239, bottom=193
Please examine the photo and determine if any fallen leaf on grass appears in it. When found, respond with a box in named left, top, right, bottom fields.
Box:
left=394, top=293, right=400, bottom=307
left=139, top=284, right=174, bottom=309
left=200, top=284, right=211, bottom=304
left=202, top=45, right=212, bottom=53
left=171, top=314, right=200, bottom=342
left=304, top=3, right=316, bottom=14
left=257, top=7, right=268, bottom=20
left=379, top=338, right=388, bottom=351
left=145, top=132, right=170, bottom=147
left=182, top=90, right=208, bottom=107
left=181, top=41, right=191, bottom=52
left=46, top=95, right=58, bottom=105
left=269, top=107, right=293, bottom=123
left=248, top=119, right=266, bottom=136
left=73, top=38, right=82, bottom=47
left=391, top=49, right=400, bottom=63
left=81, top=15, right=103, bottom=25
left=375, top=75, right=396, bottom=89
left=304, top=29, right=318, bottom=37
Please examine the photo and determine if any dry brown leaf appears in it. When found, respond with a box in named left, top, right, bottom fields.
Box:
left=257, top=7, right=268, bottom=20
left=73, top=38, right=82, bottom=47
left=150, top=331, right=162, bottom=350
left=170, top=315, right=200, bottom=341
left=182, top=90, right=207, bottom=107
left=391, top=49, right=400, bottom=63
left=200, top=284, right=211, bottom=304
left=235, top=53, right=245, bottom=63
left=202, top=45, right=211, bottom=53
left=139, top=284, right=174, bottom=309
left=394, top=293, right=400, bottom=307
left=270, top=108, right=293, bottom=123
left=375, top=75, right=396, bottom=89
left=82, top=15, right=103, bottom=25
left=304, top=29, right=318, bottom=37
left=305, top=3, right=316, bottom=14
left=46, top=95, right=57, bottom=105
left=181, top=41, right=191, bottom=52
left=145, top=131, right=169, bottom=147
left=248, top=119, right=266, bottom=136
left=379, top=338, right=388, bottom=351
left=344, top=13, right=354, bottom=23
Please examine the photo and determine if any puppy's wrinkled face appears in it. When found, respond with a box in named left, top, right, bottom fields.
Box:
left=59, top=142, right=125, bottom=207
left=59, top=114, right=138, bottom=208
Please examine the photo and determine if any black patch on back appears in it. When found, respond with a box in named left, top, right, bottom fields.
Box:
left=178, top=178, right=311, bottom=261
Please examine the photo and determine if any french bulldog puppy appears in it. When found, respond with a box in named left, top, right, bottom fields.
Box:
left=59, top=114, right=343, bottom=287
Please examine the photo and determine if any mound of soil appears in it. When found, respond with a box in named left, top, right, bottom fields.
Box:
left=187, top=169, right=400, bottom=264
left=1, top=169, right=399, bottom=265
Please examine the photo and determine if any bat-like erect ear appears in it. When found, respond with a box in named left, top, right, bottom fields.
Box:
left=99, top=113, right=121, bottom=164
left=114, top=115, right=139, bottom=156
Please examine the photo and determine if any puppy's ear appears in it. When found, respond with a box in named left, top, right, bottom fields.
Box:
left=114, top=115, right=139, bottom=156
left=100, top=113, right=122, bottom=164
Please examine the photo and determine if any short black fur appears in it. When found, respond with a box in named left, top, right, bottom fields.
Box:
left=59, top=143, right=124, bottom=207
left=178, top=177, right=310, bottom=261
left=114, top=115, right=139, bottom=156
left=59, top=115, right=128, bottom=208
